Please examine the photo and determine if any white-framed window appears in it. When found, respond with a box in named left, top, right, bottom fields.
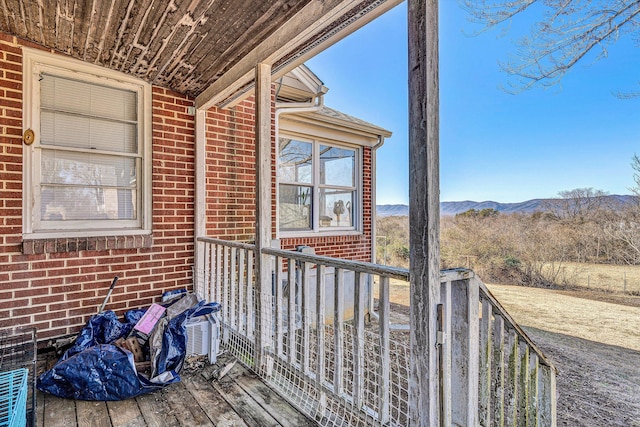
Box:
left=22, top=48, right=152, bottom=239
left=277, top=135, right=361, bottom=235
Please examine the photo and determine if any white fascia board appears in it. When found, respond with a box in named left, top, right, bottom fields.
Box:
left=290, top=65, right=328, bottom=95
left=280, top=114, right=384, bottom=147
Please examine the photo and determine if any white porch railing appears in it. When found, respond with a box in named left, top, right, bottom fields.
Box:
left=195, top=237, right=556, bottom=426
left=438, top=269, right=557, bottom=426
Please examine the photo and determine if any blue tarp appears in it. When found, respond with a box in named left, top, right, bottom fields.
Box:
left=37, top=293, right=220, bottom=401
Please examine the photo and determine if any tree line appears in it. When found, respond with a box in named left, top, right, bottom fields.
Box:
left=376, top=187, right=640, bottom=287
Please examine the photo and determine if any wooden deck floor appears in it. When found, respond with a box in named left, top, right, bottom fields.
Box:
left=36, top=356, right=315, bottom=427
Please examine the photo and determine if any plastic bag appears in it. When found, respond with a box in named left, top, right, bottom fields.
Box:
left=37, top=293, right=220, bottom=400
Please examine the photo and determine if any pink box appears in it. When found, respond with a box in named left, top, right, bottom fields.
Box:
left=134, top=303, right=167, bottom=335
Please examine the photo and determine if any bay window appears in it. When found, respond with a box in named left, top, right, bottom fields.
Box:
left=278, top=136, right=360, bottom=234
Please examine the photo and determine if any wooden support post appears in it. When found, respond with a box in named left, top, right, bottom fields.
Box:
left=408, top=0, right=440, bottom=425
left=194, top=109, right=207, bottom=293
left=255, top=62, right=273, bottom=375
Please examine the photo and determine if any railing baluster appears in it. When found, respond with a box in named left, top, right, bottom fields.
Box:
left=222, top=246, right=230, bottom=325
left=353, top=271, right=365, bottom=409
left=287, top=257, right=296, bottom=365
left=504, top=329, right=519, bottom=426
left=275, top=256, right=284, bottom=358
left=440, top=278, right=452, bottom=426
left=528, top=353, right=540, bottom=424
left=215, top=244, right=222, bottom=306
left=211, top=244, right=216, bottom=301
left=378, top=275, right=390, bottom=424
left=333, top=268, right=344, bottom=396
left=202, top=241, right=210, bottom=300
left=301, top=261, right=310, bottom=375
left=247, top=249, right=254, bottom=339
left=230, top=247, right=237, bottom=330
left=491, top=314, right=505, bottom=426
left=518, top=341, right=530, bottom=425
left=316, top=264, right=327, bottom=413
left=479, top=297, right=493, bottom=426
left=238, top=249, right=246, bottom=335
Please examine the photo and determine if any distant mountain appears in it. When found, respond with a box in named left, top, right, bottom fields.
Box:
left=376, top=204, right=409, bottom=217
left=377, top=195, right=637, bottom=217
left=440, top=199, right=547, bottom=216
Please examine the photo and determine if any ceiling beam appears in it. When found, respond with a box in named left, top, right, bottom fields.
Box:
left=195, top=0, right=403, bottom=110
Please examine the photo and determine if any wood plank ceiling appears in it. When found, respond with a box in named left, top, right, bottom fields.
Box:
left=0, top=0, right=315, bottom=97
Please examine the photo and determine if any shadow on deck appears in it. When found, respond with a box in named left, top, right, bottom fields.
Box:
left=37, top=354, right=315, bottom=427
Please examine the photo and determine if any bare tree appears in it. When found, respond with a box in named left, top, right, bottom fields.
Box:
left=543, top=187, right=610, bottom=223
left=463, top=0, right=640, bottom=93
left=631, top=153, right=640, bottom=199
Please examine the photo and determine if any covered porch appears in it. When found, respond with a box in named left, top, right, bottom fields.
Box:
left=191, top=237, right=556, bottom=426
left=0, top=0, right=558, bottom=425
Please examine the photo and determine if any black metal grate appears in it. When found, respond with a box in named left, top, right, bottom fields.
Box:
left=0, top=328, right=37, bottom=427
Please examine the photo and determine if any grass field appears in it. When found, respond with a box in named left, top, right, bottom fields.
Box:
left=545, top=261, right=640, bottom=294
left=378, top=262, right=640, bottom=301
left=373, top=263, right=640, bottom=425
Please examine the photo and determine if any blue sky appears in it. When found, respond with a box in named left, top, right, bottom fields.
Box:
left=305, top=1, right=640, bottom=204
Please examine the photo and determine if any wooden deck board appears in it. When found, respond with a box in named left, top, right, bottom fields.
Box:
left=42, top=395, right=77, bottom=427
left=136, top=390, right=180, bottom=427
left=231, top=366, right=316, bottom=427
left=182, top=374, right=248, bottom=427
left=211, top=379, right=280, bottom=427
left=36, top=380, right=45, bottom=427
left=106, top=399, right=145, bottom=427
left=37, top=363, right=314, bottom=427
left=163, top=381, right=214, bottom=427
left=76, top=401, right=111, bottom=427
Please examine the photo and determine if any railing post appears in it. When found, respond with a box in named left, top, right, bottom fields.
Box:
left=254, top=62, right=273, bottom=375
left=446, top=275, right=480, bottom=426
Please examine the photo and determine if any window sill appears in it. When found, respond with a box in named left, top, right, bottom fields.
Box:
left=277, top=230, right=363, bottom=240
left=22, top=234, right=153, bottom=255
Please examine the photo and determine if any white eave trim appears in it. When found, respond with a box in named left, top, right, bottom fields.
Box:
left=289, top=65, right=328, bottom=95
left=280, top=111, right=392, bottom=147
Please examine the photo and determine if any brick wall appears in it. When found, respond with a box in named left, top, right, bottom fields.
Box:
left=0, top=31, right=374, bottom=340
left=0, top=34, right=195, bottom=340
left=204, top=100, right=258, bottom=241
left=204, top=97, right=373, bottom=262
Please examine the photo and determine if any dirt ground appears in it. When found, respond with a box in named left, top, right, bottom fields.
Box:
left=385, top=280, right=640, bottom=426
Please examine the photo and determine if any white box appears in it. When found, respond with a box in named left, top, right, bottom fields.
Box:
left=185, top=314, right=220, bottom=364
